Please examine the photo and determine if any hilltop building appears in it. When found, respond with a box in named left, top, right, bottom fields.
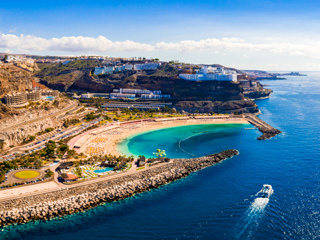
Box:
left=134, top=62, right=161, bottom=70
left=93, top=67, right=106, bottom=75
left=179, top=66, right=237, bottom=82
left=93, top=62, right=161, bottom=75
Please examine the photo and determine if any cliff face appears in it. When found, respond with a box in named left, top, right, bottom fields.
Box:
left=0, top=67, right=33, bottom=98
left=174, top=100, right=257, bottom=113
left=66, top=73, right=113, bottom=92
left=40, top=70, right=85, bottom=91
left=0, top=103, right=19, bottom=120
left=0, top=116, right=62, bottom=147
left=0, top=99, right=73, bottom=147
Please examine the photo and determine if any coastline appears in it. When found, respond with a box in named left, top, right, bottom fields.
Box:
left=0, top=149, right=239, bottom=227
left=108, top=118, right=249, bottom=156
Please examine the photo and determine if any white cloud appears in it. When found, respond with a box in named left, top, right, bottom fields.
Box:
left=1, top=34, right=320, bottom=59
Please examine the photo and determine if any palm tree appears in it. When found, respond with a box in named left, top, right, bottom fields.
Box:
left=79, top=152, right=85, bottom=161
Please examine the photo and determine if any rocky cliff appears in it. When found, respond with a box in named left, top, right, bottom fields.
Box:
left=174, top=100, right=257, bottom=113
left=0, top=149, right=238, bottom=226
left=0, top=99, right=73, bottom=148
left=0, top=116, right=63, bottom=147
left=0, top=66, right=33, bottom=98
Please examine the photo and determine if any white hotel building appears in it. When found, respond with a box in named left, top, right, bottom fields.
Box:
left=179, top=66, right=237, bottom=82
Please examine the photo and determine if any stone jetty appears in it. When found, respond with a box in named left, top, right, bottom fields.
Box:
left=245, top=113, right=281, bottom=140
left=0, top=149, right=238, bottom=227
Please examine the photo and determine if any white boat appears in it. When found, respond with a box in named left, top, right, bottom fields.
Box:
left=259, top=184, right=273, bottom=198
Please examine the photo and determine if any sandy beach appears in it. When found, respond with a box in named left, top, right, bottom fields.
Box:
left=98, top=117, right=249, bottom=156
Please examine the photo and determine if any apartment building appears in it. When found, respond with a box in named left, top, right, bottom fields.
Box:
left=179, top=66, right=237, bottom=82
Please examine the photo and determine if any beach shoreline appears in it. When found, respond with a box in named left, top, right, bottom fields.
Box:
left=106, top=118, right=249, bottom=156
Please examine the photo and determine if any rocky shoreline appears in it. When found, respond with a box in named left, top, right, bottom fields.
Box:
left=245, top=113, right=281, bottom=140
left=257, top=127, right=282, bottom=140
left=0, top=149, right=238, bottom=227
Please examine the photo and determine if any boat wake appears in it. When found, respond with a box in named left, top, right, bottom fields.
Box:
left=235, top=196, right=270, bottom=239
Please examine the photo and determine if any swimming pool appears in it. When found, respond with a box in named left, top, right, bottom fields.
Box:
left=43, top=96, right=55, bottom=101
left=93, top=167, right=113, bottom=174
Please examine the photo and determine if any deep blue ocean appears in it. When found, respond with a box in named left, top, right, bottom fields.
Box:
left=2, top=72, right=320, bottom=240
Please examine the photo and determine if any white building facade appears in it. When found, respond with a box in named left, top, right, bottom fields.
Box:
left=179, top=66, right=237, bottom=82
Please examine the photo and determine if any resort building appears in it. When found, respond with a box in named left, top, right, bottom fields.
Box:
left=115, top=65, right=126, bottom=72
left=80, top=93, right=110, bottom=99
left=102, top=102, right=172, bottom=110
left=141, top=93, right=171, bottom=99
left=3, top=89, right=60, bottom=107
left=124, top=64, right=134, bottom=70
left=113, top=88, right=161, bottom=95
left=41, top=90, right=60, bottom=98
left=4, top=92, right=28, bottom=107
left=110, top=93, right=136, bottom=99
left=179, top=66, right=237, bottom=82
left=81, top=93, right=94, bottom=99
left=27, top=91, right=41, bottom=102
left=134, top=62, right=161, bottom=70
left=94, top=67, right=106, bottom=75
left=112, top=88, right=170, bottom=99
left=105, top=66, right=115, bottom=73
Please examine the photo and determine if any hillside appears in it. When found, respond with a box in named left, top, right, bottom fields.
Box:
left=0, top=65, right=33, bottom=98
left=36, top=62, right=245, bottom=101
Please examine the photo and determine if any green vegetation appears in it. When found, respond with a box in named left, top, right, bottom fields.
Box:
left=73, top=166, right=82, bottom=177
left=84, top=112, right=101, bottom=121
left=137, top=166, right=145, bottom=170
left=21, top=135, right=37, bottom=145
left=57, top=144, right=69, bottom=155
left=35, top=60, right=100, bottom=78
left=29, top=136, right=36, bottom=141
left=63, top=118, right=81, bottom=128
left=45, top=170, right=54, bottom=178
left=45, top=128, right=54, bottom=133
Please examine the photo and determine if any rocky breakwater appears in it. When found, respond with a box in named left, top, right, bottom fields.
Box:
left=245, top=113, right=281, bottom=140
left=0, top=149, right=238, bottom=226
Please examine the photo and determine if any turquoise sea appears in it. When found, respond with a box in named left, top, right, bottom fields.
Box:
left=2, top=72, right=320, bottom=239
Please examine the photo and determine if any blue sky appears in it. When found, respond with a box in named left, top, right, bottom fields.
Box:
left=1, top=0, right=320, bottom=70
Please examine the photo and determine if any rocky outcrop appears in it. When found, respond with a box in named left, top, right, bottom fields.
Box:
left=244, top=89, right=273, bottom=99
left=0, top=103, right=19, bottom=120
left=0, top=67, right=33, bottom=98
left=40, top=71, right=85, bottom=91
left=175, top=100, right=257, bottom=113
left=0, top=149, right=238, bottom=226
left=257, top=127, right=282, bottom=140
left=0, top=116, right=63, bottom=147
left=0, top=99, right=74, bottom=147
